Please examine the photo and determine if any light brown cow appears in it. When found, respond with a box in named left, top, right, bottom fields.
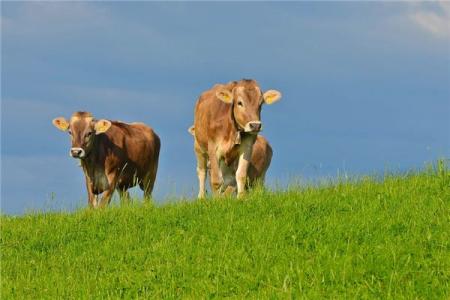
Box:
left=52, top=111, right=160, bottom=208
left=188, top=126, right=272, bottom=195
left=193, top=79, right=281, bottom=198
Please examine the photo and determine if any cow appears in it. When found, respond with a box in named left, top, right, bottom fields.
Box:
left=52, top=111, right=160, bottom=208
left=192, top=79, right=281, bottom=198
left=188, top=126, right=272, bottom=195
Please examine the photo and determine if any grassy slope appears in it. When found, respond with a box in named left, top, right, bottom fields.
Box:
left=1, top=167, right=449, bottom=299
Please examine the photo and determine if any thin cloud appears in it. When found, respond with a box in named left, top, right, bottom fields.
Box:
left=409, top=2, right=450, bottom=38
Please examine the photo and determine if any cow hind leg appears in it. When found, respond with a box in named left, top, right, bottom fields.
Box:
left=139, top=156, right=159, bottom=202
left=257, top=173, right=267, bottom=189
left=98, top=172, right=118, bottom=208
left=219, top=160, right=236, bottom=196
left=98, top=188, right=115, bottom=208
left=140, top=172, right=156, bottom=202
left=140, top=179, right=154, bottom=201
left=247, top=175, right=265, bottom=192
left=118, top=188, right=131, bottom=205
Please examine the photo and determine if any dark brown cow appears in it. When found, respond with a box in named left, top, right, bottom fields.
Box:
left=189, top=126, right=272, bottom=195
left=193, top=79, right=281, bottom=198
left=52, top=111, right=160, bottom=208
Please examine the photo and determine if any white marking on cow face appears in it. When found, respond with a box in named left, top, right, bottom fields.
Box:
left=243, top=121, right=262, bottom=133
left=70, top=147, right=86, bottom=159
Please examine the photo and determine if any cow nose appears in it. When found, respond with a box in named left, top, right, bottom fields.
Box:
left=249, top=122, right=262, bottom=132
left=71, top=149, right=81, bottom=157
left=70, top=148, right=85, bottom=158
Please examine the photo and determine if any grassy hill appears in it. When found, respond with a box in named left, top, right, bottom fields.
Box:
left=1, top=163, right=449, bottom=299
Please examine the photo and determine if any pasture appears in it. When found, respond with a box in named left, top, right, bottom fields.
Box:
left=1, top=163, right=449, bottom=298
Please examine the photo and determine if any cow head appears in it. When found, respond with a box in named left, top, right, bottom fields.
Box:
left=216, top=79, right=281, bottom=133
left=52, top=111, right=111, bottom=159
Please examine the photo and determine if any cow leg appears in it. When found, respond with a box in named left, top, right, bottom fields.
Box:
left=98, top=189, right=115, bottom=208
left=219, top=159, right=236, bottom=196
left=236, top=148, right=253, bottom=198
left=140, top=153, right=159, bottom=202
left=98, top=172, right=118, bottom=208
left=236, top=136, right=257, bottom=198
left=85, top=176, right=97, bottom=208
left=255, top=172, right=267, bottom=189
left=236, top=155, right=250, bottom=198
left=118, top=188, right=131, bottom=205
left=140, top=175, right=155, bottom=202
left=223, top=185, right=237, bottom=196
left=207, top=145, right=222, bottom=196
left=195, top=148, right=208, bottom=198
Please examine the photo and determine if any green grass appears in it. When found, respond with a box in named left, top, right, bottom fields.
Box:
left=1, top=163, right=449, bottom=299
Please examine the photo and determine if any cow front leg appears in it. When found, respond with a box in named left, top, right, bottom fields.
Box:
left=195, top=146, right=208, bottom=199
left=236, top=155, right=250, bottom=198
left=236, top=136, right=256, bottom=198
left=208, top=145, right=222, bottom=196
left=85, top=176, right=97, bottom=208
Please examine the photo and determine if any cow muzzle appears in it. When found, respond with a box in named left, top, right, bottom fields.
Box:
left=70, top=147, right=86, bottom=159
left=244, top=121, right=262, bottom=133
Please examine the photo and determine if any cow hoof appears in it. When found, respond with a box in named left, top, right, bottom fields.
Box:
left=237, top=192, right=246, bottom=199
left=223, top=186, right=236, bottom=196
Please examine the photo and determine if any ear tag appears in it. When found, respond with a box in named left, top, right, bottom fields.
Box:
left=234, top=131, right=241, bottom=145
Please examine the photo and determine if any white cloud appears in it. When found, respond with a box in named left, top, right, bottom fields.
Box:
left=409, top=2, right=450, bottom=38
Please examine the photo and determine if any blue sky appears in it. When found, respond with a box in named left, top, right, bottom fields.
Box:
left=2, top=2, right=449, bottom=214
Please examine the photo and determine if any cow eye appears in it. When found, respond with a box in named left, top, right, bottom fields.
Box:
left=68, top=130, right=72, bottom=135
left=85, top=132, right=92, bottom=137
left=237, top=101, right=243, bottom=107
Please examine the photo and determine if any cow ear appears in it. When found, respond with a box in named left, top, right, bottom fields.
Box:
left=52, top=117, right=69, bottom=131
left=263, top=90, right=282, bottom=105
left=94, top=119, right=112, bottom=135
left=215, top=89, right=233, bottom=104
